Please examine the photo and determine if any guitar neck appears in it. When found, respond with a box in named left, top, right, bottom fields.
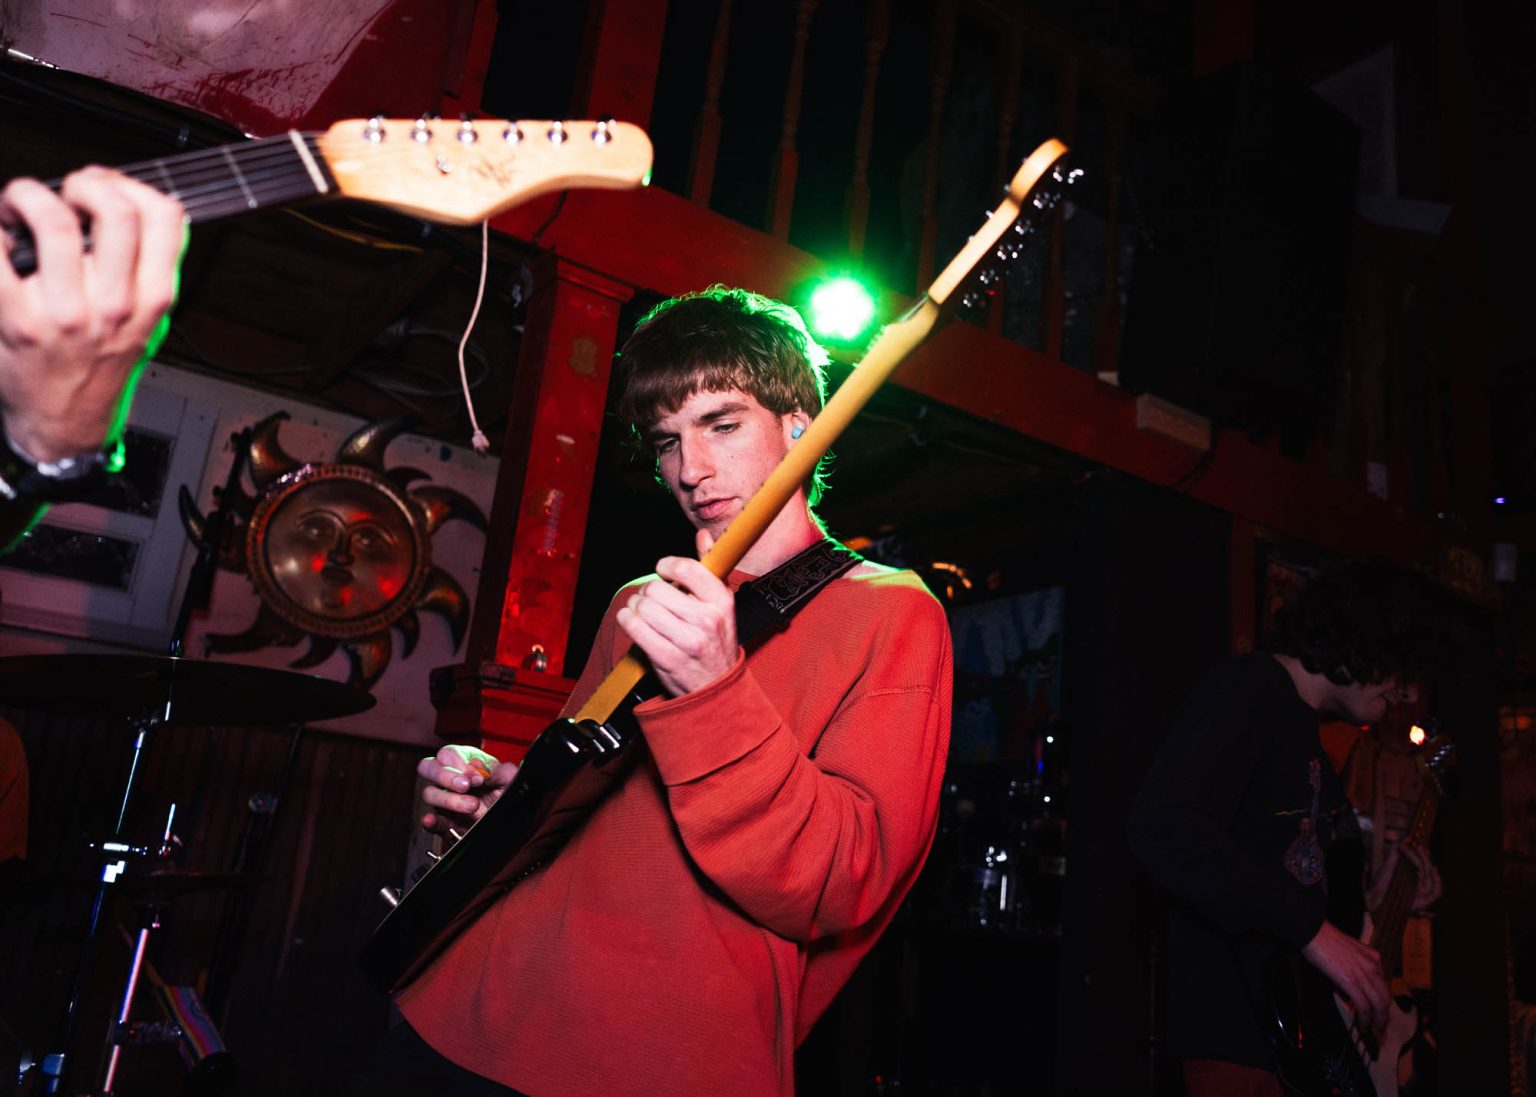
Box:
left=1369, top=779, right=1439, bottom=975
left=6, top=117, right=657, bottom=277
left=573, top=300, right=941, bottom=723
left=573, top=135, right=1071, bottom=725
left=6, top=132, right=330, bottom=275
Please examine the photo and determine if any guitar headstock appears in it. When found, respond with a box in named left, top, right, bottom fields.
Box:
left=926, top=138, right=1078, bottom=312
left=1413, top=718, right=1458, bottom=792
left=316, top=118, right=653, bottom=224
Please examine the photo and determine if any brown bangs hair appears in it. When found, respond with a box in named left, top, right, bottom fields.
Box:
left=616, top=285, right=833, bottom=503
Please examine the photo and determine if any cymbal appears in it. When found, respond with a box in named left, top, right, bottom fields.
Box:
left=0, top=653, right=374, bottom=724
left=110, top=867, right=256, bottom=901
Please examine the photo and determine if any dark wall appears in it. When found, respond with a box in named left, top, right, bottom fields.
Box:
left=1433, top=633, right=1509, bottom=1091
left=1057, top=473, right=1231, bottom=1096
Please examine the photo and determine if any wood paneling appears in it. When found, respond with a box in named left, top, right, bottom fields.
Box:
left=1, top=708, right=420, bottom=1095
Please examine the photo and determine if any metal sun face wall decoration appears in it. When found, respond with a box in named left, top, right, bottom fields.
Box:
left=184, top=413, right=486, bottom=689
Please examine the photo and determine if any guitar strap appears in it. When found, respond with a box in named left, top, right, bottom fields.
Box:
left=620, top=538, right=862, bottom=710
left=732, top=537, right=863, bottom=649
left=613, top=538, right=862, bottom=716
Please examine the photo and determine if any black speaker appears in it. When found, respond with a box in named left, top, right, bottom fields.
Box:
left=1119, top=63, right=1360, bottom=443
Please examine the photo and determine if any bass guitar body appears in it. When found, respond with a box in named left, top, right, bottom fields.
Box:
left=1264, top=919, right=1416, bottom=1097
left=360, top=701, right=644, bottom=995
left=1264, top=727, right=1453, bottom=1096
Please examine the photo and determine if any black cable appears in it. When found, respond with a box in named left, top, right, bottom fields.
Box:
left=530, top=190, right=571, bottom=247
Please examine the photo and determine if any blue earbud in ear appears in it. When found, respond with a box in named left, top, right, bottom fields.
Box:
left=791, top=425, right=805, bottom=440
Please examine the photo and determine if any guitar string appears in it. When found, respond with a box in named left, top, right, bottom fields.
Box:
left=25, top=141, right=324, bottom=233
left=106, top=137, right=499, bottom=457
left=1372, top=788, right=1436, bottom=973
left=47, top=137, right=307, bottom=196
left=54, top=123, right=559, bottom=190
left=40, top=125, right=602, bottom=225
left=118, top=145, right=322, bottom=215
left=11, top=148, right=318, bottom=266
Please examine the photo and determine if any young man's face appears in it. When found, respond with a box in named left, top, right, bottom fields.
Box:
left=644, top=387, right=802, bottom=535
left=1332, top=677, right=1418, bottom=726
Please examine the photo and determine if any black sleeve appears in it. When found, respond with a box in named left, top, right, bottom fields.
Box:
left=1127, top=663, right=1326, bottom=948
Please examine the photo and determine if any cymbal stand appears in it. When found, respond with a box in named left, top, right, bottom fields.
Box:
left=99, top=804, right=177, bottom=1095
left=170, top=426, right=249, bottom=658
left=40, top=703, right=168, bottom=1096
left=205, top=719, right=303, bottom=1024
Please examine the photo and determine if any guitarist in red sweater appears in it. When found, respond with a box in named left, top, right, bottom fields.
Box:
left=367, top=288, right=953, bottom=1097
left=1129, top=560, right=1447, bottom=1097
left=0, top=168, right=185, bottom=549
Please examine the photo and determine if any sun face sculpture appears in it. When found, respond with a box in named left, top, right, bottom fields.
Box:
left=183, top=413, right=486, bottom=689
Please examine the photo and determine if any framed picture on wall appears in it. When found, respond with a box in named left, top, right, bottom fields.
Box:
left=0, top=382, right=218, bottom=649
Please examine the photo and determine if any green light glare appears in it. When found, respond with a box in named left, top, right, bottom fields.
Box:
left=808, top=276, right=876, bottom=342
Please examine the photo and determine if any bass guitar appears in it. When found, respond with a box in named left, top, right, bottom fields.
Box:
left=1265, top=724, right=1456, bottom=1096
left=4, top=117, right=653, bottom=273
left=359, top=137, right=1080, bottom=995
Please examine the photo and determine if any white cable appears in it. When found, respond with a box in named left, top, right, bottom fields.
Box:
left=458, top=220, right=491, bottom=454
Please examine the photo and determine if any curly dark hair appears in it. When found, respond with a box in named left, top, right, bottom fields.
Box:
left=1261, top=557, right=1452, bottom=686
left=615, top=285, right=831, bottom=504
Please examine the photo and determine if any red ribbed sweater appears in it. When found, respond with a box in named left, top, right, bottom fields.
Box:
left=397, top=564, right=952, bottom=1096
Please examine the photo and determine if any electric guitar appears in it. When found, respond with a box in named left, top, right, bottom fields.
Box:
left=359, top=137, right=1080, bottom=995
left=1265, top=726, right=1456, bottom=1097
left=3, top=117, right=653, bottom=273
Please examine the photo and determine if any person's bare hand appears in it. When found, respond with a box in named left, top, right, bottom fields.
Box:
left=1302, top=919, right=1391, bottom=1034
left=417, top=744, right=517, bottom=836
left=0, top=167, right=185, bottom=461
left=617, top=528, right=738, bottom=696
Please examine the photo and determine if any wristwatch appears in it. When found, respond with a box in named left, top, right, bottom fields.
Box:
left=0, top=427, right=117, bottom=504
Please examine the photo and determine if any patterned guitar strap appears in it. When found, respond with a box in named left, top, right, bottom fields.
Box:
left=732, top=537, right=863, bottom=649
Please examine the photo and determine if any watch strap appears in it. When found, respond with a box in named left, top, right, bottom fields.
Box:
left=0, top=426, right=116, bottom=503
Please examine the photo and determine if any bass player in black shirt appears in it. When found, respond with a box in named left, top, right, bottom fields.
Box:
left=1129, top=559, right=1446, bottom=1096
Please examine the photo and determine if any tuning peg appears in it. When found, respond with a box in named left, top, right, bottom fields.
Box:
left=457, top=116, right=478, bottom=144
left=961, top=289, right=988, bottom=311
left=412, top=116, right=433, bottom=143
left=503, top=123, right=524, bottom=144
left=592, top=119, right=615, bottom=145
left=547, top=121, right=568, bottom=145
left=1067, top=168, right=1084, bottom=185
left=978, top=267, right=999, bottom=287
left=363, top=116, right=386, bottom=142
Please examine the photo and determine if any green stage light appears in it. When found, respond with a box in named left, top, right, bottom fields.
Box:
left=807, top=277, right=877, bottom=343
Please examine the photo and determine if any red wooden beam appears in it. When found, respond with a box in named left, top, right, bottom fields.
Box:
left=490, top=186, right=824, bottom=301
left=492, top=185, right=1473, bottom=567
left=894, top=321, right=1466, bottom=565
left=441, top=0, right=499, bottom=117
left=441, top=258, right=633, bottom=753
left=572, top=0, right=670, bottom=123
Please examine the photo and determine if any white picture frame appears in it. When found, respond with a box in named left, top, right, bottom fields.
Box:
left=0, top=381, right=219, bottom=649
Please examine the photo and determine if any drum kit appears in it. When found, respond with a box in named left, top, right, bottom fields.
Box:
left=0, top=652, right=373, bottom=1096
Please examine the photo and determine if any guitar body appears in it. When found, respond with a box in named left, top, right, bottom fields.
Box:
left=360, top=703, right=643, bottom=994
left=1264, top=922, right=1416, bottom=1097
left=1264, top=729, right=1454, bottom=1096
left=1265, top=947, right=1378, bottom=1096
